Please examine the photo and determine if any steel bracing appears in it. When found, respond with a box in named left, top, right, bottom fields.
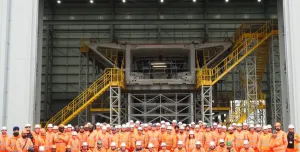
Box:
left=78, top=52, right=89, bottom=125
left=128, top=93, right=193, bottom=123
left=109, top=86, right=121, bottom=125
left=269, top=35, right=283, bottom=125
left=201, top=86, right=213, bottom=124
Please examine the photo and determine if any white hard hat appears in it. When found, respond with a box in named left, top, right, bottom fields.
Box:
left=244, top=140, right=249, bottom=145
left=249, top=124, right=254, bottom=128
left=161, top=125, right=166, bottom=129
left=219, top=139, right=225, bottom=143
left=243, top=123, right=248, bottom=126
left=136, top=141, right=141, bottom=146
left=161, top=142, right=166, bottom=147
left=82, top=142, right=88, bottom=146
left=237, top=123, right=242, bottom=127
left=267, top=125, right=272, bottom=129
left=189, top=131, right=194, bottom=135
left=122, top=125, right=127, bottom=129
left=136, top=121, right=140, bottom=124
left=195, top=125, right=200, bottom=128
left=179, top=126, right=184, bottom=130
left=47, top=124, right=53, bottom=128
left=156, top=123, right=160, bottom=126
left=38, top=146, right=45, bottom=152
left=144, top=124, right=148, bottom=127
left=67, top=124, right=72, bottom=128
left=106, top=124, right=111, bottom=128
left=130, top=125, right=134, bottom=128
left=110, top=142, right=116, bottom=147
left=72, top=131, right=77, bottom=136
left=96, top=123, right=101, bottom=126
left=53, top=126, right=58, bottom=130
left=217, top=125, right=222, bottom=128
left=25, top=124, right=31, bottom=127
left=102, top=126, right=107, bottom=130
left=1, top=126, right=7, bottom=131
left=35, top=124, right=41, bottom=129
left=263, top=126, right=268, bottom=130
left=130, top=120, right=134, bottom=123
left=191, top=122, right=195, bottom=125
left=209, top=141, right=216, bottom=146
left=232, top=123, right=237, bottom=126
left=196, top=141, right=201, bottom=145
left=288, top=124, right=295, bottom=129
left=222, top=126, right=227, bottom=129
left=64, top=126, right=67, bottom=129
left=228, top=126, right=233, bottom=130
left=256, top=124, right=261, bottom=128
left=161, top=121, right=165, bottom=124
left=148, top=143, right=154, bottom=148
left=166, top=122, right=170, bottom=126
left=167, top=126, right=172, bottom=130
left=178, top=141, right=183, bottom=145
left=198, top=121, right=203, bottom=124
left=213, top=123, right=217, bottom=126
left=203, top=123, right=207, bottom=126
left=172, top=120, right=177, bottom=123
left=178, top=122, right=182, bottom=125
left=138, top=127, right=143, bottom=130
left=121, top=142, right=126, bottom=147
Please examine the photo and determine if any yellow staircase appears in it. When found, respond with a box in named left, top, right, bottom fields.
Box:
left=196, top=20, right=278, bottom=88
left=45, top=68, right=125, bottom=127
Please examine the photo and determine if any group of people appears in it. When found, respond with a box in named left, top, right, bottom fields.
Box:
left=0, top=120, right=299, bottom=152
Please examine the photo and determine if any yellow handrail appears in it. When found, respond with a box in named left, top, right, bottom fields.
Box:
left=45, top=68, right=125, bottom=127
left=197, top=20, right=276, bottom=88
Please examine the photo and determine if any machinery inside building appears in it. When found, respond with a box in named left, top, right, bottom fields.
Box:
left=4, top=0, right=300, bottom=132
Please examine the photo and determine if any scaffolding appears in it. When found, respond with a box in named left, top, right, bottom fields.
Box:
left=269, top=35, right=283, bottom=125
left=109, top=86, right=122, bottom=125
left=78, top=52, right=89, bottom=125
left=128, top=93, right=193, bottom=123
left=201, top=86, right=213, bottom=124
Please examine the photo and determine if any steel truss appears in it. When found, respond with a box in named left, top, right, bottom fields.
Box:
left=201, top=86, right=213, bottom=124
left=269, top=35, right=283, bottom=125
left=245, top=53, right=264, bottom=124
left=110, top=86, right=122, bottom=125
left=44, top=26, right=54, bottom=121
left=78, top=52, right=89, bottom=125
left=128, top=93, right=194, bottom=123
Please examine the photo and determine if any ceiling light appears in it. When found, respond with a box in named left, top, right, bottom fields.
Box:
left=151, top=62, right=166, bottom=66
left=160, top=0, right=164, bottom=3
left=90, top=0, right=94, bottom=3
left=193, top=0, right=196, bottom=2
left=225, top=0, right=229, bottom=2
left=153, top=65, right=167, bottom=68
left=57, top=0, right=61, bottom=4
left=122, top=0, right=126, bottom=3
left=258, top=0, right=261, bottom=2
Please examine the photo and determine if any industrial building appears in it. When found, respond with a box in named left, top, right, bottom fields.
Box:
left=0, top=0, right=299, bottom=132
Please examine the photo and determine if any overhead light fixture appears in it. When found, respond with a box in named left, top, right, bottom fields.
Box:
left=193, top=0, right=196, bottom=2
left=160, top=0, right=164, bottom=3
left=151, top=62, right=166, bottom=66
left=90, top=0, right=94, bottom=3
left=153, top=65, right=167, bottom=68
left=225, top=0, right=229, bottom=2
left=57, top=0, right=61, bottom=4
left=258, top=0, right=261, bottom=2
left=122, top=0, right=126, bottom=3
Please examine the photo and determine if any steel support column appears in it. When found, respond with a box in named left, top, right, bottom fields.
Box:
left=269, top=35, right=283, bottom=125
left=78, top=52, right=89, bottom=125
left=201, top=86, right=213, bottom=124
left=110, top=86, right=121, bottom=125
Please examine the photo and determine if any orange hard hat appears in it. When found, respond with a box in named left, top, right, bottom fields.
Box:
left=274, top=122, right=281, bottom=127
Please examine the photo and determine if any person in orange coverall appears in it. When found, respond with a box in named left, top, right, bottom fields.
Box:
left=0, top=126, right=9, bottom=152
left=145, top=143, right=156, bottom=152
left=286, top=124, right=300, bottom=152
left=234, top=124, right=246, bottom=152
left=191, top=141, right=205, bottom=152
left=216, top=139, right=226, bottom=152
left=148, top=124, right=160, bottom=152
left=54, top=125, right=68, bottom=152
left=94, top=140, right=106, bottom=152
left=203, top=126, right=214, bottom=151
left=174, top=141, right=186, bottom=152
left=162, top=127, right=176, bottom=152
left=159, top=143, right=170, bottom=152
left=68, top=131, right=80, bottom=152
left=258, top=126, right=272, bottom=152
left=16, top=129, right=34, bottom=152
left=246, top=125, right=259, bottom=152
left=7, top=126, right=20, bottom=152
left=207, top=141, right=218, bottom=152
left=270, top=130, right=285, bottom=152
left=81, top=142, right=92, bottom=152
left=240, top=140, right=254, bottom=152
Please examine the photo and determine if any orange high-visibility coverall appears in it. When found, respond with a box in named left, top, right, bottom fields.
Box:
left=0, top=134, right=9, bottom=152
left=194, top=131, right=205, bottom=146
left=144, top=149, right=157, bottom=152
left=270, top=137, right=285, bottom=152
left=177, top=133, right=187, bottom=146
left=243, top=130, right=249, bottom=138
left=258, top=133, right=271, bottom=152
left=128, top=131, right=135, bottom=151
left=234, top=131, right=245, bottom=152
left=148, top=131, right=160, bottom=152
left=173, top=148, right=186, bottom=152
left=286, top=132, right=300, bottom=152
left=110, top=133, right=120, bottom=148
left=216, top=146, right=226, bottom=152
left=119, top=132, right=129, bottom=149
left=93, top=147, right=107, bottom=152
left=225, top=133, right=235, bottom=148
left=87, top=132, right=97, bottom=151
left=275, top=130, right=287, bottom=151
left=206, top=148, right=218, bottom=152
left=100, top=133, right=111, bottom=150
left=214, top=132, right=226, bottom=146
left=33, top=132, right=45, bottom=152
left=158, top=150, right=170, bottom=152
left=7, top=135, right=20, bottom=152
left=143, top=131, right=149, bottom=148
left=54, top=132, right=68, bottom=152
left=191, top=148, right=205, bottom=152
left=240, top=148, right=255, bottom=152
left=135, top=133, right=146, bottom=148
left=78, top=132, right=88, bottom=145
left=46, top=131, right=55, bottom=151
left=162, top=133, right=176, bottom=151
left=16, top=138, right=34, bottom=152
left=246, top=132, right=259, bottom=152
left=203, top=131, right=214, bottom=151
left=185, top=138, right=196, bottom=152
left=107, top=149, right=118, bottom=152
left=68, top=137, right=80, bottom=152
